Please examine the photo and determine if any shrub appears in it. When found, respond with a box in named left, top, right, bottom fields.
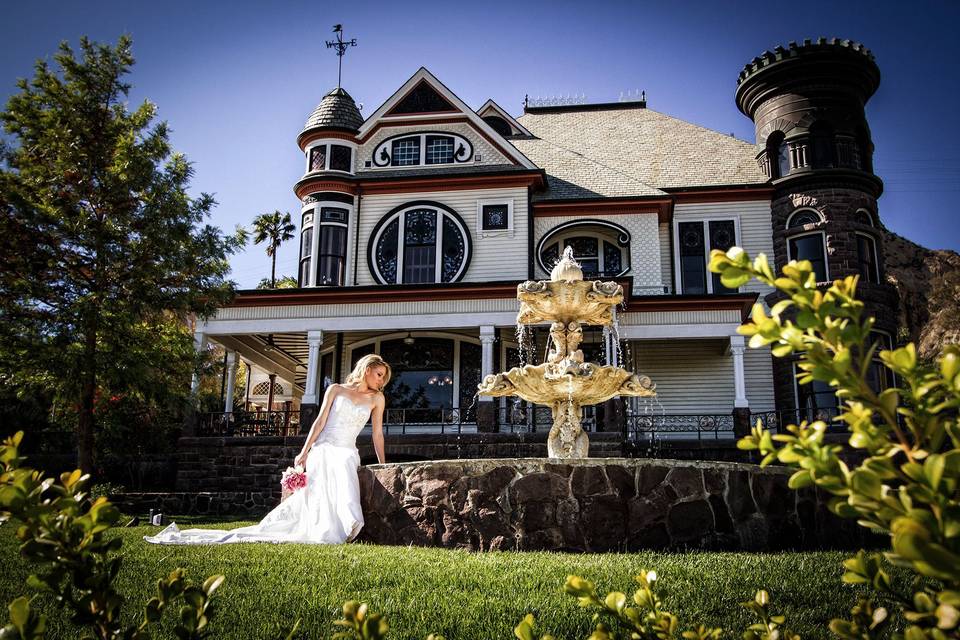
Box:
left=0, top=432, right=224, bottom=639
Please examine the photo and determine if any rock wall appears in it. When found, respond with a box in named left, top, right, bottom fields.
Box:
left=357, top=458, right=863, bottom=552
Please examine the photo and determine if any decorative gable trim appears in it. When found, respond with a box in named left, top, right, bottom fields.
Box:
left=358, top=68, right=538, bottom=170
left=386, top=79, right=458, bottom=115
left=477, top=99, right=533, bottom=137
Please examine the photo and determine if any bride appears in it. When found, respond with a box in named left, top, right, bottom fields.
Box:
left=145, top=354, right=390, bottom=545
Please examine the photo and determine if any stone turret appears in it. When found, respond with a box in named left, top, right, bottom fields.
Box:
left=736, top=39, right=898, bottom=414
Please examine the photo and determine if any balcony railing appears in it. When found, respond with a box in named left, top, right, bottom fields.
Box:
left=624, top=413, right=734, bottom=441
left=196, top=410, right=301, bottom=437
left=750, top=407, right=842, bottom=432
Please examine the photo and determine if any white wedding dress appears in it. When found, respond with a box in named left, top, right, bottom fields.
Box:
left=144, top=394, right=372, bottom=545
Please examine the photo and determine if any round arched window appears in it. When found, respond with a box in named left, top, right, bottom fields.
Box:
left=536, top=221, right=630, bottom=278
left=369, top=202, right=471, bottom=284
left=786, top=208, right=824, bottom=229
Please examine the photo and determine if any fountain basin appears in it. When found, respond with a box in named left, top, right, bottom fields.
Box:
left=357, top=458, right=860, bottom=552
left=478, top=362, right=655, bottom=406
left=517, top=279, right=622, bottom=325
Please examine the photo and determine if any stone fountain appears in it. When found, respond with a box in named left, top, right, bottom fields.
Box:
left=477, top=247, right=656, bottom=458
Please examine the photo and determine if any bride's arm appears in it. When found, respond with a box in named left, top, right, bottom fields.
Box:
left=371, top=393, right=386, bottom=464
left=294, top=384, right=339, bottom=467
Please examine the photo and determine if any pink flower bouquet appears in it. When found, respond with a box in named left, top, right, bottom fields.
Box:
left=280, top=465, right=307, bottom=501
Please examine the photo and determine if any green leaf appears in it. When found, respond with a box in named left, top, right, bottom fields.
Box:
left=924, top=454, right=946, bottom=491
left=8, top=597, right=29, bottom=630
left=604, top=592, right=627, bottom=612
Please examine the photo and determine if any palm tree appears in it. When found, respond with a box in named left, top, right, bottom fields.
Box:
left=251, top=210, right=296, bottom=288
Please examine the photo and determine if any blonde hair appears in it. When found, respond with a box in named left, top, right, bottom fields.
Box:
left=345, top=354, right=392, bottom=391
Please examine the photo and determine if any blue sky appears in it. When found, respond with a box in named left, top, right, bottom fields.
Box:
left=2, top=0, right=958, bottom=288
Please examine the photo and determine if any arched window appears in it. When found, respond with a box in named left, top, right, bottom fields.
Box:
left=766, top=131, right=790, bottom=179
left=483, top=115, right=513, bottom=137
left=809, top=121, right=836, bottom=169
left=373, top=132, right=473, bottom=168
left=787, top=209, right=827, bottom=282
left=537, top=221, right=630, bottom=278
left=855, top=208, right=875, bottom=227
left=856, top=232, right=880, bottom=284
left=370, top=203, right=471, bottom=284
left=785, top=208, right=824, bottom=229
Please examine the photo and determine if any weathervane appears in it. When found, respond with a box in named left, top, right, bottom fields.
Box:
left=325, top=24, right=357, bottom=88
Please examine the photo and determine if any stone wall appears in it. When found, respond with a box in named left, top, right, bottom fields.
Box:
left=357, top=458, right=863, bottom=552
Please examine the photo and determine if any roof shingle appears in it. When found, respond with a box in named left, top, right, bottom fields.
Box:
left=512, top=106, right=767, bottom=200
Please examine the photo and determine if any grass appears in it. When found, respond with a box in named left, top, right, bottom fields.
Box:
left=0, top=519, right=876, bottom=639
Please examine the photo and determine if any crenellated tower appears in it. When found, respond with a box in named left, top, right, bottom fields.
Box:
left=736, top=38, right=899, bottom=416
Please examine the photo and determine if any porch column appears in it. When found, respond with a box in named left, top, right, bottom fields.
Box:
left=300, top=330, right=324, bottom=433
left=730, top=335, right=751, bottom=438
left=223, top=350, right=238, bottom=414
left=477, top=326, right=497, bottom=433
left=185, top=330, right=208, bottom=436
left=731, top=335, right=748, bottom=408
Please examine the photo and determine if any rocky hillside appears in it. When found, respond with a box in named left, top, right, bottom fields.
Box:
left=882, top=230, right=960, bottom=359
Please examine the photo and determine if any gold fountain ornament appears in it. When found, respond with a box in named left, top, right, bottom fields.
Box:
left=477, top=247, right=656, bottom=458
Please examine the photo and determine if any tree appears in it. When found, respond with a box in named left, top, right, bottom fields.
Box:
left=251, top=210, right=295, bottom=288
left=256, top=274, right=297, bottom=289
left=0, top=37, right=244, bottom=475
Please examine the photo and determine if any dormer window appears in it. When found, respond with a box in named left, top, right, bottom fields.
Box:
left=373, top=132, right=473, bottom=168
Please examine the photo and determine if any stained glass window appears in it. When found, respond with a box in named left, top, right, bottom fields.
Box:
left=391, top=137, right=420, bottom=166
left=481, top=204, right=509, bottom=230
left=375, top=219, right=399, bottom=283
left=441, top=216, right=465, bottom=282
left=788, top=210, right=822, bottom=228
left=372, top=207, right=468, bottom=285
left=425, top=135, right=455, bottom=165
left=679, top=221, right=706, bottom=294
left=567, top=236, right=600, bottom=277
left=403, top=209, right=437, bottom=284
left=309, top=146, right=326, bottom=171
left=709, top=220, right=736, bottom=294
left=603, top=241, right=621, bottom=275
left=541, top=243, right=559, bottom=270
left=329, top=145, right=352, bottom=172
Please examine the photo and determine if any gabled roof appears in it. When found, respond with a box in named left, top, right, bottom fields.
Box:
left=512, top=104, right=768, bottom=200
left=476, top=99, right=532, bottom=137
left=358, top=68, right=538, bottom=170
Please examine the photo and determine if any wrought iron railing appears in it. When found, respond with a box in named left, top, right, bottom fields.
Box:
left=749, top=407, right=842, bottom=432
left=624, top=413, right=735, bottom=440
left=196, top=411, right=301, bottom=437
left=379, top=408, right=466, bottom=435
left=494, top=405, right=597, bottom=433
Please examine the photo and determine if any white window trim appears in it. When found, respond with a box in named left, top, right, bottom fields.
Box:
left=854, top=207, right=876, bottom=227
left=671, top=216, right=741, bottom=295
left=785, top=207, right=824, bottom=229
left=477, top=199, right=514, bottom=237
left=370, top=206, right=469, bottom=285
left=371, top=132, right=473, bottom=170
left=855, top=231, right=880, bottom=284
left=304, top=140, right=357, bottom=175
left=786, top=230, right=830, bottom=282
left=300, top=201, right=354, bottom=287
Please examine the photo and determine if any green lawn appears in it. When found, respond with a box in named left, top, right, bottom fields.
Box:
left=0, top=520, right=876, bottom=639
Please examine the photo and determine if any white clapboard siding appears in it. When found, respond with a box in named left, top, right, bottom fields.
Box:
left=632, top=339, right=735, bottom=413
left=356, top=186, right=529, bottom=285
left=744, top=346, right=776, bottom=411
left=659, top=222, right=672, bottom=293
left=672, top=200, right=775, bottom=297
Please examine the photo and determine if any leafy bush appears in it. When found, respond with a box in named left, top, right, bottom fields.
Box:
left=0, top=432, right=224, bottom=639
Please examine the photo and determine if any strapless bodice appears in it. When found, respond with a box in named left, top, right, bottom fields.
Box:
left=315, top=394, right=372, bottom=448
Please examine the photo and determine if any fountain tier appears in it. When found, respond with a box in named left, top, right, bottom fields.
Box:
left=478, top=247, right=656, bottom=459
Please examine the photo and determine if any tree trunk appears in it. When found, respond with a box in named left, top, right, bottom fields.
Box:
left=76, top=320, right=98, bottom=476
left=270, top=249, right=277, bottom=288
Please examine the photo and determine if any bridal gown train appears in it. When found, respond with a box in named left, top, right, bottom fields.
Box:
left=144, top=394, right=373, bottom=545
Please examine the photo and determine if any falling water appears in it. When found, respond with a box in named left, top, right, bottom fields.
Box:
left=610, top=306, right=624, bottom=368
